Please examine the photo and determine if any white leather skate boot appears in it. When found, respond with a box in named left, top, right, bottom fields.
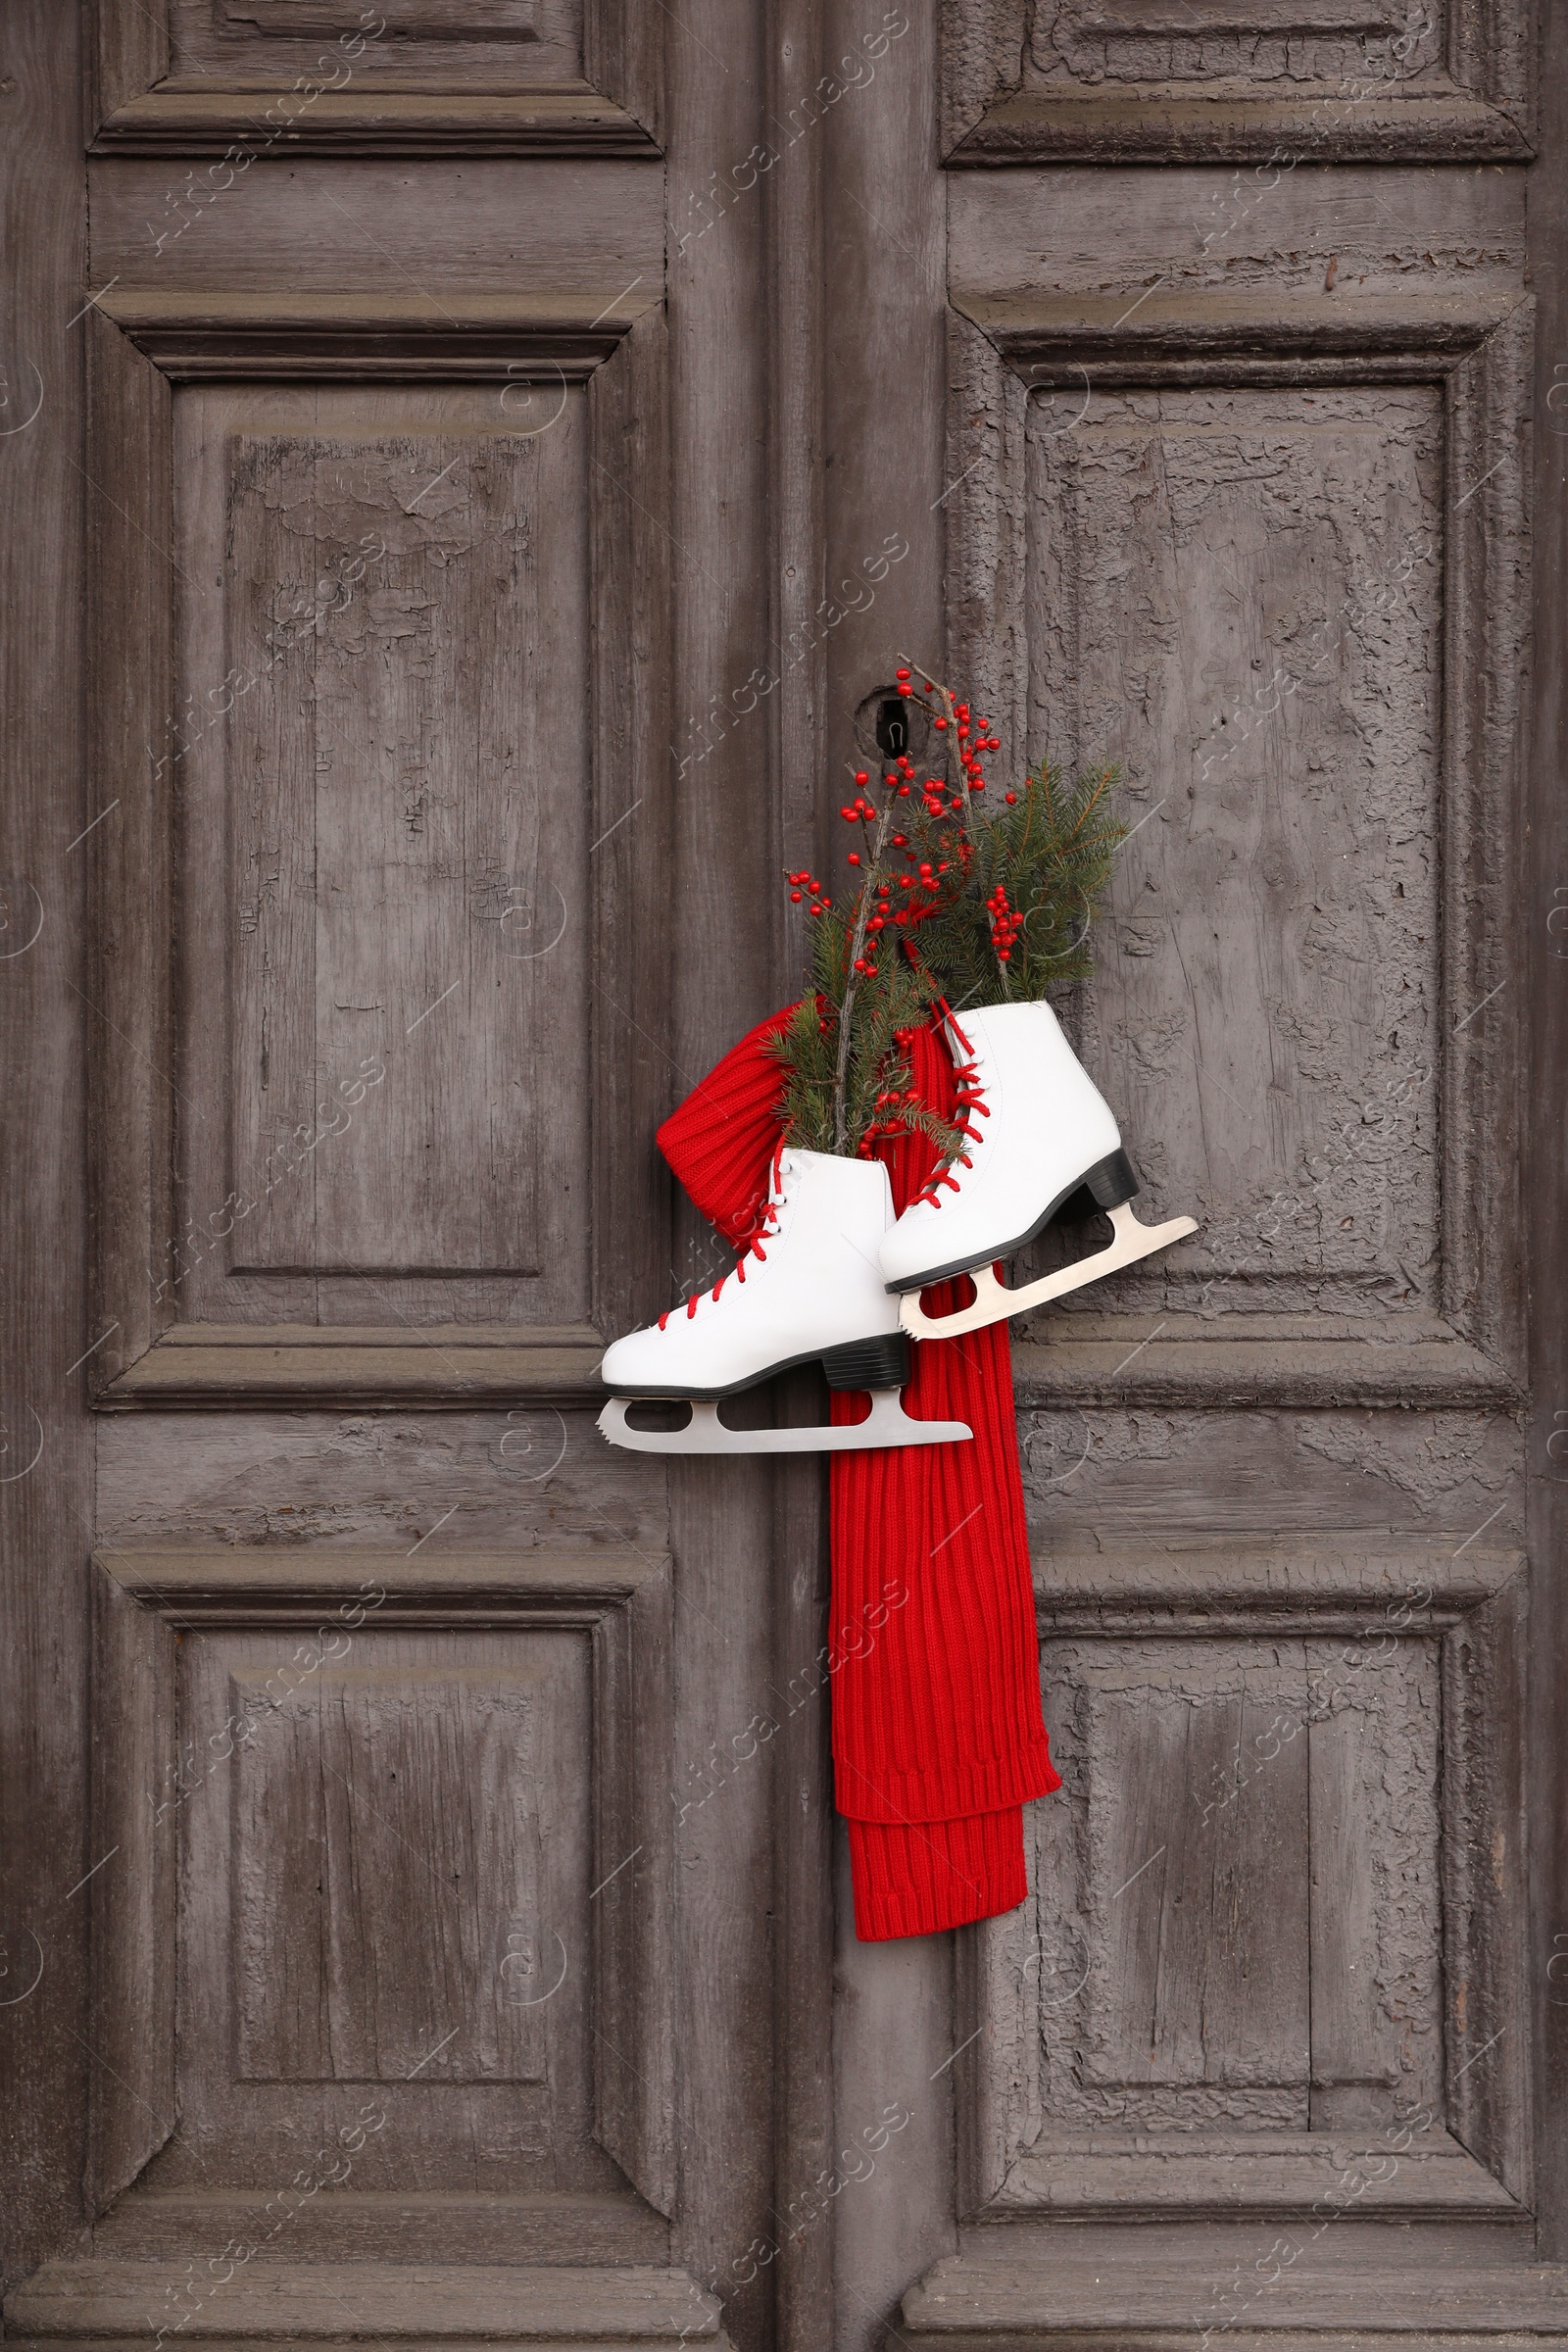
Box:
left=879, top=1002, right=1197, bottom=1341
left=598, top=1147, right=971, bottom=1454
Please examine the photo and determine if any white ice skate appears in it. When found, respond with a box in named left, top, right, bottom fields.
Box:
left=880, top=1002, right=1198, bottom=1342
left=597, top=1146, right=972, bottom=1454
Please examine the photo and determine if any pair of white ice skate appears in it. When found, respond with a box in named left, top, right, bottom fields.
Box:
left=599, top=1002, right=1197, bottom=1455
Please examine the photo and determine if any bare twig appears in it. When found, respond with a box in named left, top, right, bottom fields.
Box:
left=832, top=764, right=900, bottom=1153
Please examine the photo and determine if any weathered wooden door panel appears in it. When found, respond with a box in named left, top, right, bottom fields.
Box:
left=4, top=2, right=1566, bottom=2350
left=84, top=278, right=667, bottom=1403
left=175, top=391, right=591, bottom=1304
left=823, top=1, right=1560, bottom=2345
left=89, top=1549, right=675, bottom=2235
left=7, top=3, right=791, bottom=2349
left=960, top=1538, right=1527, bottom=2220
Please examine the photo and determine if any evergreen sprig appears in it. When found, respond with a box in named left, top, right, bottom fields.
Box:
left=766, top=916, right=956, bottom=1160
left=899, top=754, right=1125, bottom=1007
left=767, top=663, right=1125, bottom=1157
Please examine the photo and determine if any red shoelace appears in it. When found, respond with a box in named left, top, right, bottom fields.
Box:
left=658, top=1141, right=788, bottom=1328
left=910, top=1010, right=990, bottom=1210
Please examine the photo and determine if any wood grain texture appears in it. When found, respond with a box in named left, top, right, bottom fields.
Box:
left=92, top=1408, right=668, bottom=1555
left=5, top=2260, right=723, bottom=2341
left=90, top=0, right=168, bottom=125
left=821, top=0, right=965, bottom=2342
left=86, top=170, right=662, bottom=301
left=91, top=88, right=662, bottom=160
left=85, top=296, right=668, bottom=1401
left=582, top=0, right=662, bottom=146
left=1439, top=1565, right=1530, bottom=2207
left=954, top=1538, right=1527, bottom=2222
left=938, top=0, right=1532, bottom=161
left=172, top=393, right=589, bottom=1308
left=952, top=286, right=1521, bottom=365
left=87, top=1573, right=177, bottom=2210
left=945, top=86, right=1534, bottom=162
left=1033, top=382, right=1443, bottom=1321
left=228, top=1664, right=559, bottom=2083
left=587, top=308, right=674, bottom=1340
left=90, top=1550, right=676, bottom=2219
left=763, top=7, right=834, bottom=2343
left=1526, top=0, right=1568, bottom=2263
left=98, top=1329, right=607, bottom=1407
left=657, top=1, right=801, bottom=2340
left=30, top=1, right=1555, bottom=2344
left=944, top=275, right=1531, bottom=1398
left=89, top=2188, right=668, bottom=2264
left=589, top=1500, right=677, bottom=2219
left=176, top=0, right=581, bottom=76
left=1009, top=1319, right=1518, bottom=1409
left=86, top=314, right=174, bottom=1388
left=89, top=0, right=662, bottom=156
left=901, top=2236, right=1568, bottom=2340
left=0, top=0, right=95, bottom=2290
left=1017, top=1403, right=1525, bottom=1546
left=88, top=290, right=660, bottom=381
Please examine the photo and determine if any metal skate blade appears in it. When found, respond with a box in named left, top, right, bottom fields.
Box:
left=899, top=1201, right=1199, bottom=1342
left=597, top=1391, right=972, bottom=1455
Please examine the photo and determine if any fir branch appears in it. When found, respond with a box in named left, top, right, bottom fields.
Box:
left=768, top=671, right=1126, bottom=1160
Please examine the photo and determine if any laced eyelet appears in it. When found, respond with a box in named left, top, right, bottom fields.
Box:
left=912, top=1026, right=990, bottom=1210
left=659, top=1142, right=788, bottom=1326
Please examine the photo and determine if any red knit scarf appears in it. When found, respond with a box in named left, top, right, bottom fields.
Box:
left=657, top=1010, right=1059, bottom=1939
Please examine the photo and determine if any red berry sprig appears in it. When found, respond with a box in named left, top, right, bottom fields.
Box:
left=955, top=699, right=1000, bottom=797
left=787, top=868, right=831, bottom=918
left=987, top=883, right=1025, bottom=964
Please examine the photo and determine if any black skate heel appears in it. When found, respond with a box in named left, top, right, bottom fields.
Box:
left=1059, top=1147, right=1142, bottom=1221
left=821, top=1331, right=911, bottom=1392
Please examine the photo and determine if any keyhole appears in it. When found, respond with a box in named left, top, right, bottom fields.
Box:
left=875, top=698, right=907, bottom=760
left=854, top=682, right=929, bottom=765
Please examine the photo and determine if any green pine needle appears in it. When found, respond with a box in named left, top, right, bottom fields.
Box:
left=768, top=723, right=1125, bottom=1157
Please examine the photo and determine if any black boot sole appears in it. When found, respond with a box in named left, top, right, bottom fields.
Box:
left=884, top=1147, right=1142, bottom=1296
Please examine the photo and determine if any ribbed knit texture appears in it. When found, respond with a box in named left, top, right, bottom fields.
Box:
left=847, top=1807, right=1029, bottom=1941
left=655, top=1011, right=799, bottom=1250
left=657, top=1008, right=1059, bottom=1940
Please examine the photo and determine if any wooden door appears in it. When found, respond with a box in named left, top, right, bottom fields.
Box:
left=3, top=4, right=1566, bottom=2352
left=821, top=0, right=1568, bottom=2345
left=4, top=7, right=819, bottom=2351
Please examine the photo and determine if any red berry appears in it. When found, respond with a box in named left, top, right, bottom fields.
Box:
left=790, top=889, right=803, bottom=903
left=847, top=852, right=860, bottom=866
left=855, top=770, right=868, bottom=784
left=1005, top=791, right=1017, bottom=805
left=933, top=715, right=947, bottom=730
